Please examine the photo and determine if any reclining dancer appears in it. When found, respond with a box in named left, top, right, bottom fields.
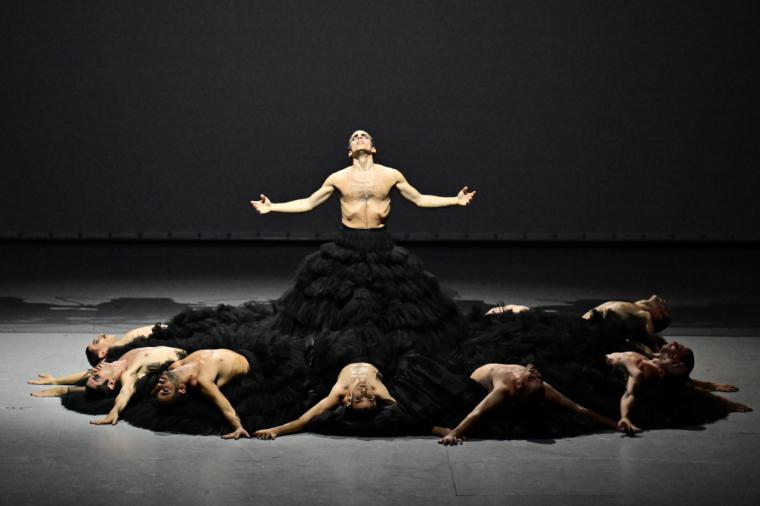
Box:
left=606, top=341, right=751, bottom=433
left=86, top=324, right=167, bottom=366
left=28, top=346, right=185, bottom=426
left=487, top=296, right=739, bottom=394
left=582, top=294, right=670, bottom=338
left=153, top=349, right=252, bottom=440
left=254, top=362, right=397, bottom=440
left=438, top=363, right=620, bottom=445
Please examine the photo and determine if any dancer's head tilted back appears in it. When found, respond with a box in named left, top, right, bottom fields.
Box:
left=636, top=294, right=671, bottom=333
left=153, top=370, right=186, bottom=403
left=517, top=364, right=546, bottom=405
left=654, top=341, right=694, bottom=379
left=343, top=380, right=378, bottom=412
left=347, top=130, right=376, bottom=158
left=84, top=361, right=121, bottom=397
left=86, top=333, right=118, bottom=366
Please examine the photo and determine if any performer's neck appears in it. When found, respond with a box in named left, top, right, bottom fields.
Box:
left=352, top=152, right=374, bottom=171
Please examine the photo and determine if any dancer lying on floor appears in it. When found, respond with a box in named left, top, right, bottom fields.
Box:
left=86, top=324, right=167, bottom=366
left=486, top=294, right=670, bottom=337
left=28, top=346, right=185, bottom=426
left=582, top=294, right=670, bottom=338
left=606, top=341, right=752, bottom=433
left=153, top=349, right=252, bottom=440
left=437, top=363, right=620, bottom=445
left=254, top=362, right=400, bottom=440
left=486, top=296, right=738, bottom=394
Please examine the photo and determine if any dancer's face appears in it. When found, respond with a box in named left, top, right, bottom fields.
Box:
left=347, top=382, right=377, bottom=411
left=348, top=130, right=375, bottom=157
left=86, top=362, right=117, bottom=391
left=520, top=365, right=544, bottom=398
left=658, top=341, right=692, bottom=376
left=155, top=372, right=186, bottom=403
left=86, top=334, right=117, bottom=365
left=638, top=295, right=670, bottom=321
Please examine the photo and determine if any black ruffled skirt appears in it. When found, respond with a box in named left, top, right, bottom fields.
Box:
left=61, top=227, right=732, bottom=437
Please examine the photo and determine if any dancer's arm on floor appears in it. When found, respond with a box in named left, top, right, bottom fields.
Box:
left=197, top=378, right=250, bottom=440
left=689, top=378, right=739, bottom=393
left=543, top=383, right=619, bottom=431
left=438, top=386, right=510, bottom=445
left=618, top=374, right=643, bottom=434
left=395, top=171, right=475, bottom=208
left=31, top=386, right=86, bottom=397
left=255, top=389, right=343, bottom=440
left=90, top=372, right=137, bottom=426
left=691, top=386, right=752, bottom=412
left=485, top=304, right=531, bottom=316
left=251, top=177, right=335, bottom=214
left=27, top=371, right=90, bottom=385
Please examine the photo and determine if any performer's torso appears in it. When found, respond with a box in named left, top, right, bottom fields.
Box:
left=332, top=164, right=398, bottom=229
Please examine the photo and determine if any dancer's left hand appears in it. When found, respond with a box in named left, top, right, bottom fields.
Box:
left=438, top=433, right=464, bottom=446
left=91, top=413, right=118, bottom=425
left=457, top=186, right=476, bottom=206
left=222, top=427, right=251, bottom=440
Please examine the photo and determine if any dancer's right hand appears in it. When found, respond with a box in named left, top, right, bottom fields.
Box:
left=617, top=418, right=641, bottom=434
left=255, top=428, right=279, bottom=440
left=251, top=194, right=272, bottom=214
left=438, top=433, right=464, bottom=446
left=28, top=374, right=55, bottom=385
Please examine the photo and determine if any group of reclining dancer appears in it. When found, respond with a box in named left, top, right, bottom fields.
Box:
left=28, top=130, right=751, bottom=441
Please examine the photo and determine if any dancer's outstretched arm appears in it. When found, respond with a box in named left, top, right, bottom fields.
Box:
left=618, top=374, right=643, bottom=434
left=692, top=386, right=752, bottom=412
left=90, top=372, right=137, bottom=426
left=438, top=386, right=510, bottom=445
left=543, top=383, right=619, bottom=431
left=395, top=171, right=475, bottom=208
left=251, top=177, right=335, bottom=214
left=689, top=378, right=739, bottom=392
left=27, top=371, right=90, bottom=385
left=255, top=388, right=343, bottom=440
left=31, top=386, right=86, bottom=397
left=197, top=378, right=249, bottom=440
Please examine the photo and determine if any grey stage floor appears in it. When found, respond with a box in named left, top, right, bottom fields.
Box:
left=1, top=242, right=759, bottom=505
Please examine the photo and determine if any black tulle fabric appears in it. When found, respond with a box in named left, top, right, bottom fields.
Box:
left=61, top=227, right=732, bottom=437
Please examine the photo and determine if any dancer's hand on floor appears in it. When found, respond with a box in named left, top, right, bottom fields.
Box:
left=438, top=433, right=464, bottom=446
left=617, top=418, right=641, bottom=434
left=91, top=413, right=118, bottom=426
left=31, top=387, right=69, bottom=397
left=255, top=428, right=279, bottom=440
left=28, top=374, right=55, bottom=385
left=714, top=383, right=739, bottom=393
left=730, top=402, right=752, bottom=413
left=222, top=427, right=250, bottom=440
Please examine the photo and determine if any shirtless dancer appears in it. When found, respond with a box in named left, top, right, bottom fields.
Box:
left=438, top=364, right=620, bottom=445
left=251, top=130, right=475, bottom=227
left=153, top=349, right=252, bottom=440
left=582, top=294, right=670, bottom=337
left=86, top=324, right=167, bottom=366
left=488, top=296, right=740, bottom=393
left=254, top=362, right=398, bottom=440
left=606, top=342, right=751, bottom=433
left=28, top=346, right=185, bottom=426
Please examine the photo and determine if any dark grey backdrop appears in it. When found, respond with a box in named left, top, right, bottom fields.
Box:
left=3, top=1, right=758, bottom=241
